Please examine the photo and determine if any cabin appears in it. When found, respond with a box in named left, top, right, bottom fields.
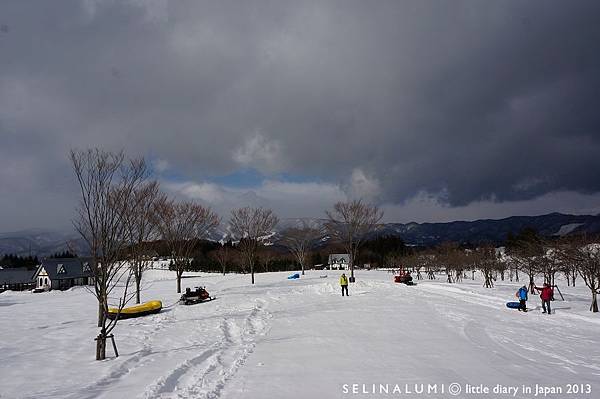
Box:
left=33, top=258, right=95, bottom=291
left=327, top=254, right=350, bottom=270
left=0, top=267, right=36, bottom=291
left=149, top=257, right=173, bottom=270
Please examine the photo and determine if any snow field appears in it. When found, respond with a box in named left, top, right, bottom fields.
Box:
left=0, top=270, right=599, bottom=399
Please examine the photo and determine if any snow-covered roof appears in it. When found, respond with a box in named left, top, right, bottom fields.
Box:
left=35, top=258, right=94, bottom=280
left=328, top=254, right=349, bottom=264
left=0, top=267, right=35, bottom=285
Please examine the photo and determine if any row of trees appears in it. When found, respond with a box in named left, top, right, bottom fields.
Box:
left=507, top=233, right=600, bottom=312
left=70, top=148, right=384, bottom=360
left=397, top=232, right=600, bottom=313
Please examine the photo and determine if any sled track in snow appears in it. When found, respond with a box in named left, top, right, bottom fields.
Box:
left=143, top=299, right=271, bottom=399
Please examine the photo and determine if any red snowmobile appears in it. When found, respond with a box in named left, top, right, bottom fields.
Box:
left=180, top=286, right=215, bottom=305
left=394, top=270, right=415, bottom=285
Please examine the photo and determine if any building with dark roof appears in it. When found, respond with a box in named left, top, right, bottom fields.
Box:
left=33, top=258, right=94, bottom=291
left=0, top=267, right=36, bottom=291
left=327, top=253, right=350, bottom=270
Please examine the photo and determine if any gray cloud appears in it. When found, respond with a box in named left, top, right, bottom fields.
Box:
left=1, top=0, right=599, bottom=231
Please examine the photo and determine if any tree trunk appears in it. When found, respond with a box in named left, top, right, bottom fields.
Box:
left=349, top=249, right=356, bottom=282
left=591, top=290, right=598, bottom=313
left=97, top=300, right=104, bottom=328
left=529, top=275, right=535, bottom=294
left=251, top=260, right=255, bottom=284
left=301, top=260, right=305, bottom=275
left=177, top=271, right=182, bottom=293
left=96, top=333, right=106, bottom=360
left=135, top=278, right=141, bottom=304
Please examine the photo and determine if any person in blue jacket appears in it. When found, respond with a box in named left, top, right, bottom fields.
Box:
left=516, top=285, right=528, bottom=312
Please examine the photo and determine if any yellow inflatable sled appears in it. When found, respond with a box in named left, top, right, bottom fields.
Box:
left=107, top=300, right=162, bottom=320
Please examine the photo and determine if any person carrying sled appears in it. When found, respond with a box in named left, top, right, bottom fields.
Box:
left=534, top=283, right=554, bottom=314
left=340, top=273, right=349, bottom=296
left=516, top=285, right=528, bottom=312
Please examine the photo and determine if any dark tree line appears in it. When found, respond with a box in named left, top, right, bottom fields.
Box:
left=0, top=254, right=40, bottom=269
left=49, top=251, right=76, bottom=259
left=359, top=235, right=409, bottom=268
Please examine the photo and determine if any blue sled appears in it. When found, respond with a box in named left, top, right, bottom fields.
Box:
left=506, top=302, right=521, bottom=309
left=287, top=273, right=300, bottom=280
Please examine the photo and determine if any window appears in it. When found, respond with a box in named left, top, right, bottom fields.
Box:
left=83, top=262, right=91, bottom=273
left=45, top=278, right=48, bottom=285
left=57, top=264, right=66, bottom=274
left=39, top=278, right=43, bottom=286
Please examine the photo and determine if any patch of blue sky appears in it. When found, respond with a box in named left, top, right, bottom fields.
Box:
left=209, top=168, right=265, bottom=188
left=153, top=165, right=189, bottom=183
left=149, top=152, right=321, bottom=188
left=210, top=169, right=321, bottom=188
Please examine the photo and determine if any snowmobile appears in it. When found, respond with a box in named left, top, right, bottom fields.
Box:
left=394, top=270, right=415, bottom=285
left=180, top=286, right=215, bottom=305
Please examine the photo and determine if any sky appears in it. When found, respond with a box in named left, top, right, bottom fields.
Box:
left=1, top=0, right=600, bottom=233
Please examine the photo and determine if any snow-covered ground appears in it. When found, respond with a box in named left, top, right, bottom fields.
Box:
left=1, top=270, right=599, bottom=399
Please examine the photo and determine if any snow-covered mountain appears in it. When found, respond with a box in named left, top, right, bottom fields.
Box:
left=2, top=213, right=599, bottom=256
left=0, top=229, right=87, bottom=257
left=274, top=213, right=600, bottom=247
left=374, top=212, right=600, bottom=246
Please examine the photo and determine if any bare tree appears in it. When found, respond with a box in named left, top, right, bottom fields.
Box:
left=211, top=239, right=233, bottom=276
left=70, top=148, right=147, bottom=360
left=154, top=199, right=220, bottom=293
left=325, top=200, right=383, bottom=282
left=507, top=235, right=545, bottom=294
left=542, top=242, right=564, bottom=287
left=561, top=236, right=600, bottom=312
left=123, top=181, right=165, bottom=304
left=400, top=252, right=428, bottom=280
left=229, top=247, right=245, bottom=274
left=229, top=207, right=279, bottom=284
left=281, top=220, right=323, bottom=276
left=473, top=245, right=500, bottom=288
left=433, top=242, right=463, bottom=283
left=258, top=247, right=274, bottom=273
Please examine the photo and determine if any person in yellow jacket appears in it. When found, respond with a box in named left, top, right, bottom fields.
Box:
left=340, top=273, right=349, bottom=296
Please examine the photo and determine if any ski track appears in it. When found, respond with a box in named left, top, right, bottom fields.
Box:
left=143, top=298, right=271, bottom=399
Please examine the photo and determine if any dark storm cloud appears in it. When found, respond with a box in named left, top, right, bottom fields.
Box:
left=1, top=0, right=600, bottom=230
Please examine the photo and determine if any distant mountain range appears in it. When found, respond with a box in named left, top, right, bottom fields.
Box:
left=376, top=212, right=600, bottom=246
left=1, top=213, right=599, bottom=257
left=0, top=229, right=88, bottom=258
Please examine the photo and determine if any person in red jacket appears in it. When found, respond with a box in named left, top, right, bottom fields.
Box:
left=534, top=283, right=554, bottom=314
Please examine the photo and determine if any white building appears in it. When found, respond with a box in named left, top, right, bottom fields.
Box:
left=33, top=258, right=95, bottom=291
left=149, top=257, right=174, bottom=270
left=327, top=254, right=349, bottom=270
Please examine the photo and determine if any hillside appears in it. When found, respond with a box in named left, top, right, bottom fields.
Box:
left=1, top=213, right=599, bottom=257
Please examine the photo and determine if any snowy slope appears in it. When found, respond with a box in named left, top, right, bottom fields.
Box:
left=1, top=270, right=599, bottom=399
